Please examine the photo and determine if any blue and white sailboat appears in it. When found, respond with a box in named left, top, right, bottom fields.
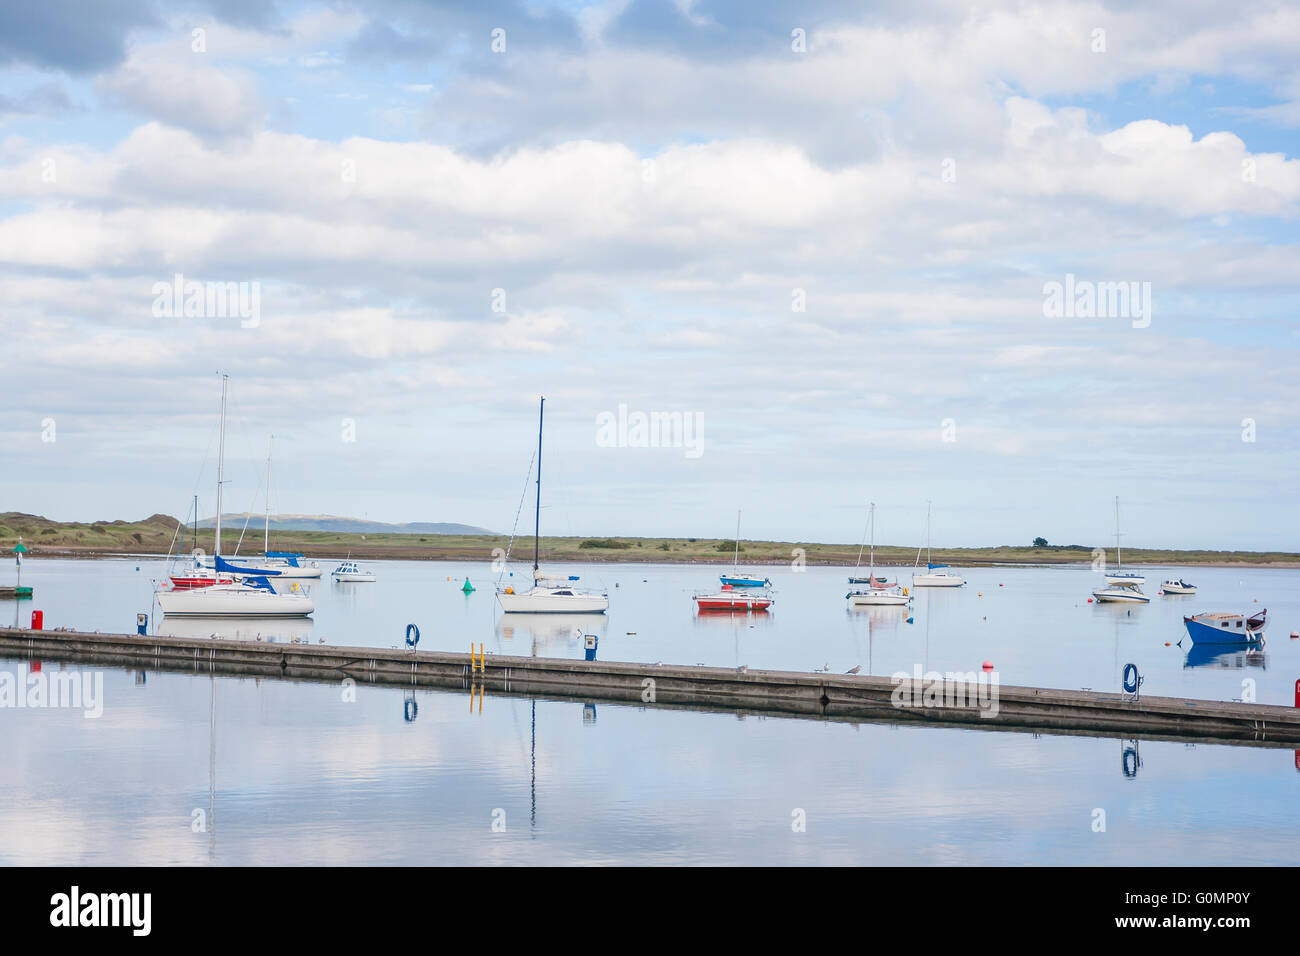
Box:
left=718, top=511, right=771, bottom=588
left=911, top=501, right=964, bottom=587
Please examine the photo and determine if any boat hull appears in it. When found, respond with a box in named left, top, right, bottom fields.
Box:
left=169, top=575, right=234, bottom=590
left=694, top=594, right=772, bottom=611
left=157, top=586, right=314, bottom=617
left=719, top=575, right=771, bottom=588
left=498, top=589, right=608, bottom=613
left=1184, top=613, right=1265, bottom=645
left=911, top=573, right=964, bottom=588
left=1105, top=573, right=1145, bottom=586
left=332, top=573, right=376, bottom=582
left=1092, top=587, right=1150, bottom=604
left=847, top=590, right=910, bottom=606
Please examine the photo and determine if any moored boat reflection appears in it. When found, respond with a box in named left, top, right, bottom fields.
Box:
left=496, top=612, right=605, bottom=653
left=1184, top=643, right=1267, bottom=670
left=158, top=615, right=315, bottom=643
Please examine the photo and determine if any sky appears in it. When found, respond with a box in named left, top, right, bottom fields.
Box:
left=0, top=0, right=1297, bottom=550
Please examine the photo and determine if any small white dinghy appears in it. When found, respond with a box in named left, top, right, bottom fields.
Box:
left=332, top=561, right=376, bottom=583
left=1161, top=578, right=1196, bottom=594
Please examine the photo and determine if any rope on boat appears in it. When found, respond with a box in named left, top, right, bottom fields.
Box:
left=496, top=447, right=537, bottom=589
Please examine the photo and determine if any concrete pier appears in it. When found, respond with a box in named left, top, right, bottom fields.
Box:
left=2, top=625, right=1298, bottom=747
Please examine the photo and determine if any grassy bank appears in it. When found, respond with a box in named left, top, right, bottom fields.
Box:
left=1, top=512, right=1296, bottom=568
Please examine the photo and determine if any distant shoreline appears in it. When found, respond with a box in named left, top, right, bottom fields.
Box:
left=3, top=512, right=1297, bottom=568
left=11, top=547, right=1300, bottom=571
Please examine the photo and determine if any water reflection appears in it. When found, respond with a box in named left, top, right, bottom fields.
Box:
left=495, top=613, right=603, bottom=656
left=157, top=615, right=316, bottom=643
left=1122, top=738, right=1142, bottom=778
left=1184, top=643, right=1267, bottom=670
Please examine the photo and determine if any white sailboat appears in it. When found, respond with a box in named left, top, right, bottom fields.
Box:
left=847, top=503, right=910, bottom=607
left=158, top=376, right=314, bottom=619
left=497, top=397, right=608, bottom=614
left=1093, top=496, right=1148, bottom=603
left=911, top=500, right=965, bottom=587
left=1103, top=496, right=1144, bottom=586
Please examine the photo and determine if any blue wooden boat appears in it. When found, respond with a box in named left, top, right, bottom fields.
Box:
left=1183, top=609, right=1266, bottom=645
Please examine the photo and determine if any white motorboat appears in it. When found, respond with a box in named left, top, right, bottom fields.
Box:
left=496, top=397, right=608, bottom=614
left=911, top=501, right=965, bottom=587
left=332, top=561, right=376, bottom=582
left=1161, top=578, right=1196, bottom=594
left=1092, top=582, right=1150, bottom=604
left=157, top=376, right=314, bottom=619
left=847, top=503, right=911, bottom=607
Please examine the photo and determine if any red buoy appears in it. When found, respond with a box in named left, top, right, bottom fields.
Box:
left=1087, top=597, right=1093, bottom=603
left=982, top=660, right=994, bottom=671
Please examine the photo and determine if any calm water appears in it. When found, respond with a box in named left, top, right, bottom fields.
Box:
left=2, top=557, right=1298, bottom=864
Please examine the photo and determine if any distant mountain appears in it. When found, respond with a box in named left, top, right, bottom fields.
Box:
left=196, top=513, right=496, bottom=535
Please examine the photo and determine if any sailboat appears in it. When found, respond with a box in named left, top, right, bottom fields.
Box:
left=847, top=504, right=890, bottom=587
left=1103, top=496, right=1144, bottom=586
left=157, top=376, right=314, bottom=619
left=847, top=503, right=910, bottom=606
left=497, top=397, right=608, bottom=614
left=718, top=511, right=771, bottom=588
left=1092, top=496, right=1148, bottom=603
left=911, top=500, right=964, bottom=587
left=200, top=437, right=321, bottom=579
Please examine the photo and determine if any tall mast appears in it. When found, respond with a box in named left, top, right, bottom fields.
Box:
left=533, top=397, right=544, bottom=573
left=868, top=502, right=876, bottom=577
left=733, top=510, right=741, bottom=571
left=215, top=374, right=227, bottom=559
left=1115, top=495, right=1122, bottom=567
left=264, top=435, right=273, bottom=554
left=926, top=500, right=932, bottom=567
left=193, top=495, right=198, bottom=547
